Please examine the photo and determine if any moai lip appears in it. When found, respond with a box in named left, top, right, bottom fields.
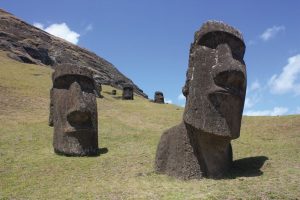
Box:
left=49, top=64, right=99, bottom=156
left=155, top=21, right=247, bottom=179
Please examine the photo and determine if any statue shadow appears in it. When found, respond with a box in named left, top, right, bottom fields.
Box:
left=112, top=96, right=124, bottom=100
left=79, top=147, right=109, bottom=157
left=56, top=147, right=108, bottom=157
left=98, top=147, right=109, bottom=155
left=227, top=156, right=268, bottom=178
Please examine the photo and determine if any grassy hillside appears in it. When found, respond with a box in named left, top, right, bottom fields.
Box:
left=0, top=50, right=299, bottom=200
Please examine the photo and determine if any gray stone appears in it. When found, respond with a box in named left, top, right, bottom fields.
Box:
left=49, top=64, right=99, bottom=156
left=155, top=21, right=247, bottom=179
left=154, top=91, right=164, bottom=104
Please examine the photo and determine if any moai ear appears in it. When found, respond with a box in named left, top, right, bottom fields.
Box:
left=48, top=88, right=54, bottom=127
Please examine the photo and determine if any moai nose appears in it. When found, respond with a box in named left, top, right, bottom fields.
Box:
left=68, top=82, right=91, bottom=127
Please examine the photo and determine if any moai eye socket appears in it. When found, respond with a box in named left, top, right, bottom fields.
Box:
left=53, top=75, right=95, bottom=94
left=77, top=76, right=95, bottom=94
left=53, top=75, right=76, bottom=89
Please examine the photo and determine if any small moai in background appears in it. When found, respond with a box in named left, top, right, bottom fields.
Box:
left=154, top=91, right=164, bottom=104
left=122, top=83, right=134, bottom=100
left=93, top=75, right=103, bottom=98
left=155, top=21, right=247, bottom=179
left=111, top=89, right=117, bottom=95
left=49, top=64, right=99, bottom=156
left=95, top=83, right=103, bottom=98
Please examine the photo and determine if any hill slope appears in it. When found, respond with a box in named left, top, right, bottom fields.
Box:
left=0, top=9, right=147, bottom=98
left=0, top=52, right=299, bottom=199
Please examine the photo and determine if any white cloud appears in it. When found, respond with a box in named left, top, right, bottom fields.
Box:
left=85, top=24, right=93, bottom=32
left=247, top=40, right=256, bottom=46
left=260, top=25, right=285, bottom=41
left=33, top=22, right=44, bottom=29
left=177, top=93, right=185, bottom=101
left=268, top=54, right=300, bottom=95
left=245, top=96, right=259, bottom=109
left=244, top=107, right=288, bottom=116
left=245, top=80, right=263, bottom=109
left=165, top=98, right=173, bottom=104
left=250, top=80, right=261, bottom=91
left=296, top=107, right=300, bottom=114
left=33, top=22, right=80, bottom=44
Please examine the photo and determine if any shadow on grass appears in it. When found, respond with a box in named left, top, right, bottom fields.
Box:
left=98, top=147, right=109, bottom=155
left=55, top=147, right=108, bottom=157
left=112, top=96, right=122, bottom=100
left=227, top=156, right=268, bottom=178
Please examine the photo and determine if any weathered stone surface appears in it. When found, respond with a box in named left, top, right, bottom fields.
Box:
left=154, top=91, right=164, bottom=104
left=155, top=21, right=247, bottom=179
left=49, top=64, right=99, bottom=156
left=122, top=84, right=134, bottom=100
left=0, top=8, right=147, bottom=98
left=111, top=90, right=117, bottom=95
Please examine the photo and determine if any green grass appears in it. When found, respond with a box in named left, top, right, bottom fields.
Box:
left=0, top=50, right=299, bottom=199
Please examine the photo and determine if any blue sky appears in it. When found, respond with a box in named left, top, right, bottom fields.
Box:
left=2, top=0, right=300, bottom=115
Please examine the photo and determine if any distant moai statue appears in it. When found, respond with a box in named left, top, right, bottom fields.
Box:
left=111, top=89, right=117, bottom=95
left=155, top=21, right=247, bottom=179
left=154, top=91, right=164, bottom=104
left=93, top=75, right=103, bottom=98
left=122, top=83, right=134, bottom=100
left=49, top=64, right=99, bottom=156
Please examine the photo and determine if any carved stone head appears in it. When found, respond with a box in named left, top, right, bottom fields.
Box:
left=154, top=91, right=164, bottom=104
left=49, top=64, right=98, bottom=156
left=122, top=83, right=134, bottom=100
left=183, top=21, right=247, bottom=139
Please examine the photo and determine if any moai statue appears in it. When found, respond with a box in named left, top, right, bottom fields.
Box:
left=122, top=83, right=134, bottom=100
left=155, top=21, right=247, bottom=179
left=49, top=64, right=99, bottom=156
left=111, top=89, right=117, bottom=95
left=93, top=75, right=103, bottom=98
left=95, top=83, right=103, bottom=98
left=154, top=91, right=164, bottom=104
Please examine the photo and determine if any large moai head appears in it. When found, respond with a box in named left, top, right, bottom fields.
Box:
left=154, top=91, right=164, bottom=104
left=122, top=83, right=134, bottom=100
left=49, top=64, right=99, bottom=156
left=183, top=21, right=247, bottom=139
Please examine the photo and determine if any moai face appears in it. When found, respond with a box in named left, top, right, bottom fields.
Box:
left=49, top=64, right=98, bottom=156
left=154, top=91, right=164, bottom=103
left=122, top=84, right=134, bottom=100
left=183, top=21, right=247, bottom=139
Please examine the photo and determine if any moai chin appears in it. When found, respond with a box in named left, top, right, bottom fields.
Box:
left=122, top=83, right=134, bottom=100
left=155, top=21, right=247, bottom=179
left=49, top=64, right=99, bottom=156
left=154, top=91, right=164, bottom=104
